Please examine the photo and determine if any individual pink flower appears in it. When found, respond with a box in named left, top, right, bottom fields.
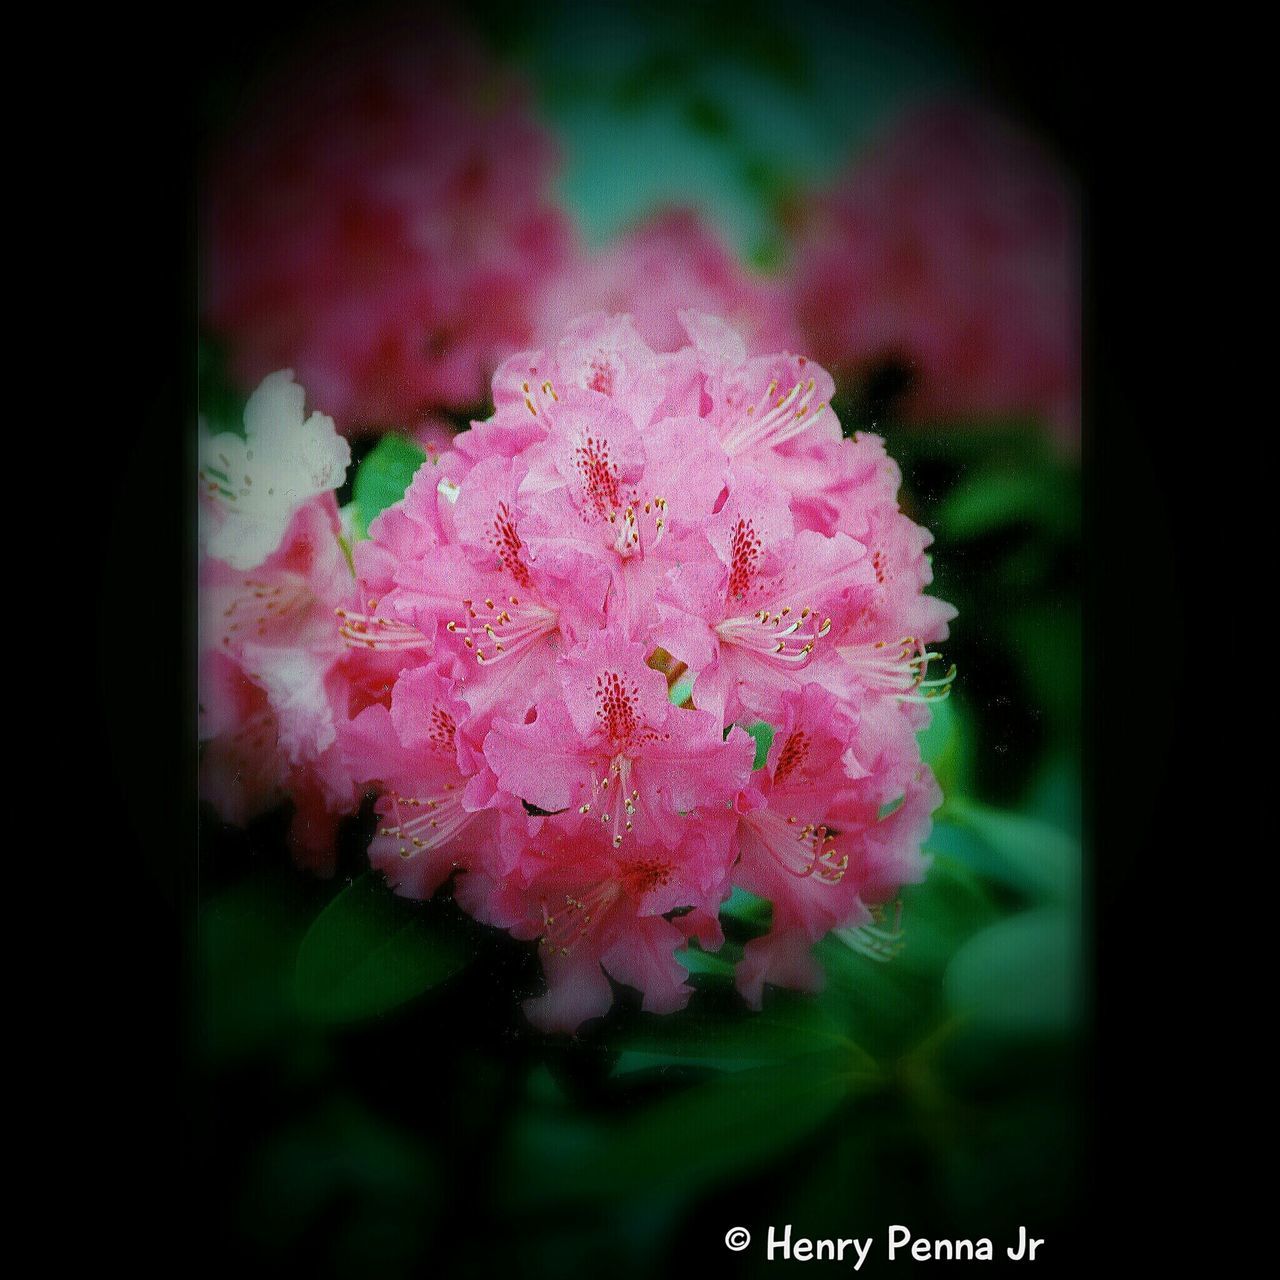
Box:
left=514, top=385, right=729, bottom=639
left=200, top=497, right=351, bottom=659
left=730, top=685, right=938, bottom=1006
left=484, top=629, right=755, bottom=850
left=456, top=813, right=731, bottom=1032
left=342, top=663, right=525, bottom=900
left=679, top=313, right=859, bottom=535
left=202, top=12, right=575, bottom=432
left=198, top=497, right=362, bottom=873
left=788, top=99, right=1080, bottom=448
left=342, top=444, right=613, bottom=731
left=737, top=757, right=942, bottom=1006
left=537, top=207, right=800, bottom=357
left=654, top=461, right=874, bottom=722
left=488, top=311, right=703, bottom=445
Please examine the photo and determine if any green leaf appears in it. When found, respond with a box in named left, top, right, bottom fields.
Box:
left=351, top=436, right=428, bottom=541
left=198, top=873, right=311, bottom=1063
left=505, top=1048, right=877, bottom=1204
left=936, top=466, right=1078, bottom=541
left=1026, top=755, right=1082, bottom=838
left=944, top=907, right=1080, bottom=1037
left=198, top=338, right=248, bottom=438
left=943, top=798, right=1080, bottom=906
left=719, top=885, right=772, bottom=930
left=816, top=856, right=999, bottom=1057
left=878, top=420, right=1054, bottom=471
left=237, top=1098, right=440, bottom=1264
left=744, top=720, right=776, bottom=769
left=615, top=990, right=868, bottom=1076
left=883, top=854, right=1001, bottom=979
left=917, top=693, right=973, bottom=802
left=294, top=873, right=472, bottom=1024
left=1001, top=600, right=1082, bottom=738
left=673, top=938, right=739, bottom=978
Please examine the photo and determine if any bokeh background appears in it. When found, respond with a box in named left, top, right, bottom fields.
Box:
left=195, top=1, right=1084, bottom=1273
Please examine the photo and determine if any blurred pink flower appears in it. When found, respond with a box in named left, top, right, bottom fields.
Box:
left=412, top=416, right=459, bottom=466
left=539, top=208, right=800, bottom=357
left=198, top=494, right=361, bottom=873
left=788, top=100, right=1080, bottom=448
left=202, top=13, right=575, bottom=432
left=199, top=372, right=372, bottom=873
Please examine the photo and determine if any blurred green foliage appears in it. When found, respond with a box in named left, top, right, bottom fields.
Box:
left=197, top=339, right=249, bottom=439
left=469, top=0, right=967, bottom=262
left=295, top=872, right=474, bottom=1024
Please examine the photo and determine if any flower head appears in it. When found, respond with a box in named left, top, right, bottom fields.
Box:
left=338, top=312, right=953, bottom=1027
left=788, top=99, right=1079, bottom=448
left=202, top=13, right=574, bottom=431
left=198, top=373, right=363, bottom=873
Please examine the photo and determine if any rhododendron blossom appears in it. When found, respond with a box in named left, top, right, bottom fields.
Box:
left=788, top=100, right=1080, bottom=448
left=198, top=372, right=366, bottom=873
left=199, top=370, right=350, bottom=570
left=537, top=207, right=800, bottom=357
left=337, top=311, right=955, bottom=1030
left=202, top=14, right=574, bottom=432
left=344, top=663, right=523, bottom=901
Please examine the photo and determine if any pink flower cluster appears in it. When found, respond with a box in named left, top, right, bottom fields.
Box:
left=335, top=312, right=955, bottom=1030
left=202, top=15, right=573, bottom=433
left=198, top=372, right=375, bottom=873
left=788, top=100, right=1080, bottom=448
left=538, top=207, right=800, bottom=357
left=197, top=313, right=953, bottom=1026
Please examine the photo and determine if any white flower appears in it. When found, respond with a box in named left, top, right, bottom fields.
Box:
left=199, top=370, right=350, bottom=570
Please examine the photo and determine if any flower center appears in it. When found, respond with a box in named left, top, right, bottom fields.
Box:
left=446, top=594, right=559, bottom=666
left=426, top=705, right=456, bottom=753
left=772, top=728, right=812, bottom=786
left=727, top=517, right=762, bottom=599
left=594, top=669, right=641, bottom=747
left=489, top=501, right=532, bottom=588
left=540, top=878, right=622, bottom=955
left=715, top=606, right=831, bottom=666
left=836, top=636, right=956, bottom=702
left=336, top=599, right=431, bottom=651
left=746, top=807, right=848, bottom=885
left=720, top=376, right=828, bottom=457
left=575, top=434, right=624, bottom=519
left=375, top=786, right=472, bottom=858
